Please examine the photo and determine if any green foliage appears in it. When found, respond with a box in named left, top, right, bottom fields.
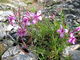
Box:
left=29, top=7, right=37, bottom=12
left=29, top=17, right=69, bottom=60
left=0, top=0, right=9, bottom=3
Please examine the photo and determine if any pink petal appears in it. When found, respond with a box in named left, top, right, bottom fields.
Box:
left=60, top=25, right=63, bottom=29
left=60, top=33, right=64, bottom=38
left=75, top=26, right=80, bottom=31
left=32, top=20, right=37, bottom=24
left=38, top=16, right=42, bottom=21
left=57, top=29, right=61, bottom=33
left=26, top=22, right=31, bottom=25
left=70, top=33, right=74, bottom=37
left=68, top=36, right=76, bottom=44
left=68, top=39, right=72, bottom=43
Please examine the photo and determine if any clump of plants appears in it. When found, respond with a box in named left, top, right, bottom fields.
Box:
left=6, top=7, right=42, bottom=53
left=29, top=12, right=80, bottom=60
left=3, top=7, right=80, bottom=60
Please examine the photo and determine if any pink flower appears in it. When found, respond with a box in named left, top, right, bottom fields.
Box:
left=57, top=25, right=68, bottom=38
left=8, top=15, right=16, bottom=25
left=32, top=11, right=42, bottom=24
left=70, top=33, right=74, bottom=37
left=74, top=26, right=80, bottom=32
left=68, top=33, right=76, bottom=44
left=22, top=16, right=31, bottom=26
left=36, top=10, right=42, bottom=21
left=32, top=20, right=37, bottom=24
left=68, top=36, right=76, bottom=44
left=25, top=11, right=42, bottom=24
left=26, top=11, right=34, bottom=19
left=17, top=28, right=27, bottom=37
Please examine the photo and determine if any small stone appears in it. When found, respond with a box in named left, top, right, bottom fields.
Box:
left=62, top=44, right=80, bottom=57
left=70, top=50, right=80, bottom=60
left=0, top=23, right=7, bottom=39
left=2, top=46, right=20, bottom=59
left=0, top=23, right=19, bottom=40
left=2, top=39, right=14, bottom=47
left=2, top=46, right=38, bottom=60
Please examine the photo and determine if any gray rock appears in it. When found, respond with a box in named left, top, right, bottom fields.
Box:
left=12, top=52, right=38, bottom=60
left=5, top=3, right=17, bottom=9
left=39, top=0, right=53, bottom=6
left=2, top=46, right=38, bottom=60
left=38, top=0, right=66, bottom=6
left=65, top=14, right=78, bottom=29
left=2, top=46, right=20, bottom=58
left=6, top=24, right=19, bottom=32
left=2, top=39, right=14, bottom=47
left=42, top=0, right=80, bottom=29
left=0, top=3, right=17, bottom=10
left=0, top=16, right=5, bottom=21
left=62, top=44, right=80, bottom=57
left=2, top=10, right=14, bottom=16
left=0, top=22, right=19, bottom=40
left=0, top=10, right=14, bottom=21
left=63, top=0, right=80, bottom=28
left=62, top=44, right=80, bottom=60
left=11, top=0, right=27, bottom=7
left=70, top=50, right=80, bottom=60
left=76, top=18, right=80, bottom=24
left=0, top=23, right=7, bottom=39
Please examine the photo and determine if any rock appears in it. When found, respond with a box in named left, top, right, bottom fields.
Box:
left=62, top=44, right=80, bottom=57
left=0, top=10, right=14, bottom=21
left=0, top=22, right=19, bottom=39
left=0, top=16, right=5, bottom=22
left=2, top=10, right=14, bottom=16
left=65, top=14, right=78, bottom=29
left=0, top=22, right=19, bottom=41
left=70, top=50, right=80, bottom=60
left=38, top=0, right=65, bottom=4
left=0, top=24, right=19, bottom=47
left=2, top=46, right=38, bottom=60
left=2, top=46, right=20, bottom=58
left=5, top=3, right=17, bottom=9
left=42, top=0, right=80, bottom=29
left=11, top=0, right=27, bottom=7
left=62, top=44, right=80, bottom=60
left=76, top=18, right=80, bottom=24
left=0, top=43, right=7, bottom=55
left=0, top=23, right=7, bottom=39
left=62, top=0, right=80, bottom=28
left=0, top=3, right=16, bottom=10
left=6, top=25, right=14, bottom=32
left=6, top=24, right=19, bottom=32
left=2, top=39, right=14, bottom=47
left=12, top=52, right=38, bottom=60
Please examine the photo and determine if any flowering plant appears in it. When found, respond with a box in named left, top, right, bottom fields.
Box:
left=6, top=8, right=80, bottom=60
left=57, top=25, right=80, bottom=44
left=8, top=10, right=42, bottom=36
left=7, top=8, right=42, bottom=53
